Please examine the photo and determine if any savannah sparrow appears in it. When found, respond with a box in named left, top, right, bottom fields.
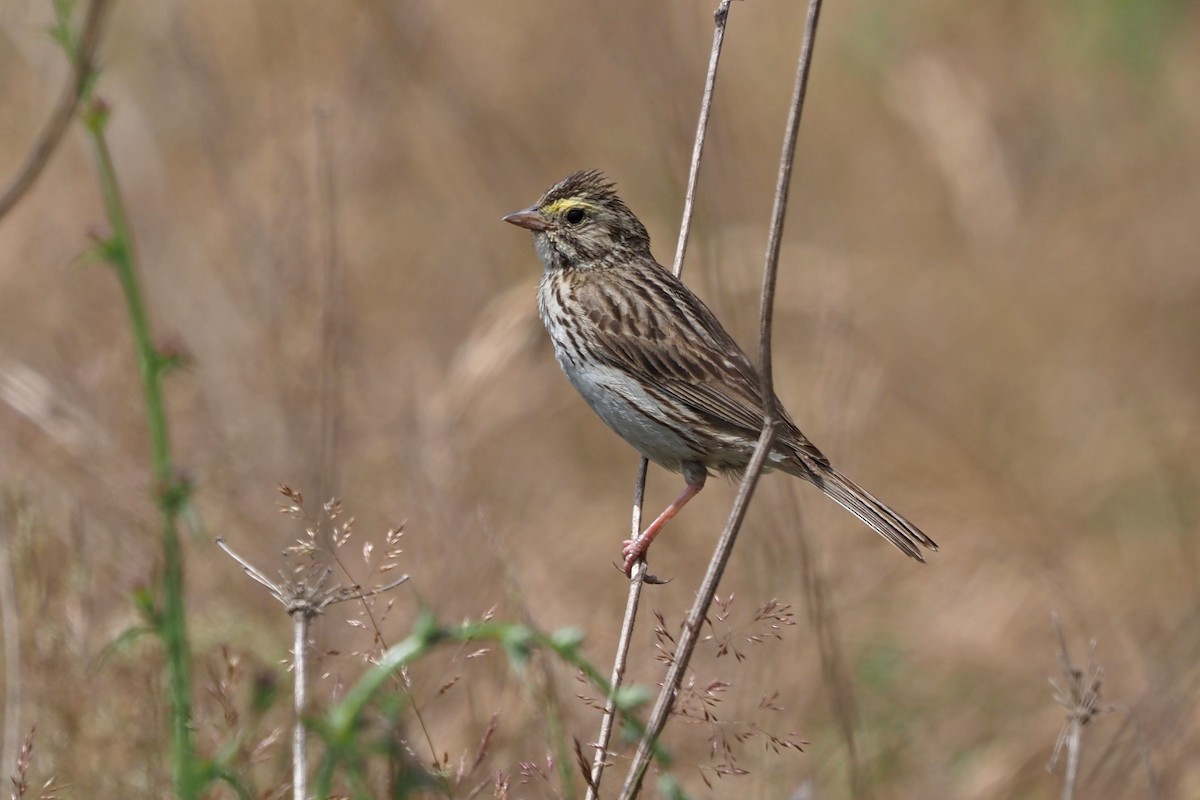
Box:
left=504, top=170, right=936, bottom=575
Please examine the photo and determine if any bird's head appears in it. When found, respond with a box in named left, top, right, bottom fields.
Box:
left=503, top=170, right=651, bottom=271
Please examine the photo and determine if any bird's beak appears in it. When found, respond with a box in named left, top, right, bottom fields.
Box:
left=503, top=206, right=552, bottom=232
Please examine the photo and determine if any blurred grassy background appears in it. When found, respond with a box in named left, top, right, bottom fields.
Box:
left=2, top=0, right=1198, bottom=796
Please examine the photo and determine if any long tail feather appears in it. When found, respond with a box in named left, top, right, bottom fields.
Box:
left=810, top=464, right=937, bottom=562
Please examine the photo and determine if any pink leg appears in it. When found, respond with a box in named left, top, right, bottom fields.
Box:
left=622, top=477, right=706, bottom=575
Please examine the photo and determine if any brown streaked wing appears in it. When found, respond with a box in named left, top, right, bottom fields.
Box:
left=577, top=260, right=830, bottom=466
left=575, top=261, right=771, bottom=437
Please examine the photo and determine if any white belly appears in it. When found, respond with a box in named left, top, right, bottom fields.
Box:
left=555, top=350, right=700, bottom=475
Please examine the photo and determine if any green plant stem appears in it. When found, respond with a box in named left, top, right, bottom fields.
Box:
left=89, top=136, right=172, bottom=479
left=83, top=110, right=197, bottom=800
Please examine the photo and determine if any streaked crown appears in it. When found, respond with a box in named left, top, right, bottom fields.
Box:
left=531, top=170, right=652, bottom=268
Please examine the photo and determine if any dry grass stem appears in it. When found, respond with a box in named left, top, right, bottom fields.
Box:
left=620, top=0, right=825, bottom=795
left=8, top=726, right=33, bottom=800
left=775, top=491, right=863, bottom=795
left=1048, top=614, right=1104, bottom=800
left=216, top=487, right=410, bottom=800
left=8, top=727, right=64, bottom=800
left=653, top=598, right=805, bottom=788
left=4, top=1, right=1196, bottom=796
left=0, top=0, right=110, bottom=223
left=587, top=4, right=736, bottom=798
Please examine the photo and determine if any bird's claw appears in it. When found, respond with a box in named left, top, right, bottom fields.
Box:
left=617, top=542, right=671, bottom=584
left=612, top=559, right=671, bottom=584
left=621, top=539, right=643, bottom=574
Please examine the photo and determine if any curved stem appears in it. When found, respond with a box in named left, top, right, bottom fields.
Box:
left=589, top=4, right=736, bottom=797
left=619, top=1, right=826, bottom=795
left=0, top=0, right=110, bottom=223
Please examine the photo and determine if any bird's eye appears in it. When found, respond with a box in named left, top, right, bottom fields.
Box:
left=564, top=207, right=586, bottom=225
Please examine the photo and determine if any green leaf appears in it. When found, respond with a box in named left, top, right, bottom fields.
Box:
left=549, top=625, right=585, bottom=650
left=614, top=683, right=653, bottom=710
left=657, top=773, right=690, bottom=800
left=500, top=625, right=536, bottom=672
left=93, top=623, right=154, bottom=668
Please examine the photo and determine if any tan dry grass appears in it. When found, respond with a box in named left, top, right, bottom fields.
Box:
left=2, top=0, right=1199, bottom=796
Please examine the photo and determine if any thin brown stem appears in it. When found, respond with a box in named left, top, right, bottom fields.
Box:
left=1048, top=613, right=1103, bottom=800
left=588, top=5, right=735, bottom=798
left=618, top=430, right=775, bottom=800
left=669, top=0, right=734, bottom=279
left=758, top=0, right=823, bottom=411
left=775, top=488, right=864, bottom=795
left=214, top=537, right=283, bottom=597
left=586, top=462, right=649, bottom=800
left=292, top=609, right=310, bottom=800
left=0, top=0, right=111, bottom=224
left=619, top=1, right=825, bottom=796
left=216, top=533, right=409, bottom=800
left=1105, top=704, right=1160, bottom=800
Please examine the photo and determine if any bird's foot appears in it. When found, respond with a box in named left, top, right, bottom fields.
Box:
left=619, top=539, right=670, bottom=583
left=621, top=537, right=645, bottom=575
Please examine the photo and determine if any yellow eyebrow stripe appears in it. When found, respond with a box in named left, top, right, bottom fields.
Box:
left=542, top=198, right=603, bottom=217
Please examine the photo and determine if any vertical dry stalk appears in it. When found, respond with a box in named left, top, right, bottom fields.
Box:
left=292, top=610, right=310, bottom=800
left=585, top=5, right=735, bottom=798
left=668, top=0, right=734, bottom=280
left=774, top=489, right=863, bottom=796
left=215, top=536, right=408, bottom=800
left=585, top=460, right=648, bottom=800
left=1048, top=614, right=1103, bottom=800
left=619, top=1, right=826, bottom=796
